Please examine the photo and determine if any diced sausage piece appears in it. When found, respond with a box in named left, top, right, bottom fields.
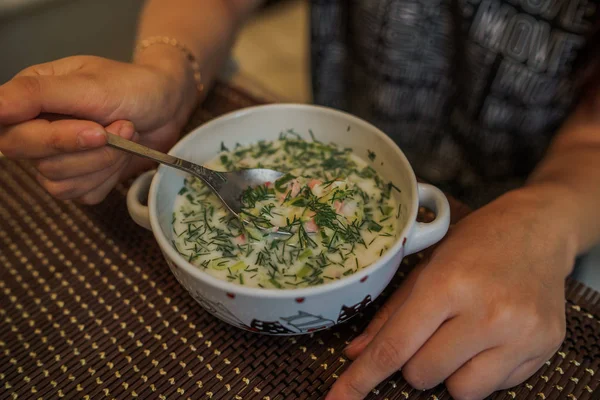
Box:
left=334, top=200, right=344, bottom=213
left=308, top=179, right=322, bottom=189
left=235, top=234, right=246, bottom=244
left=290, top=179, right=302, bottom=197
left=304, top=219, right=319, bottom=233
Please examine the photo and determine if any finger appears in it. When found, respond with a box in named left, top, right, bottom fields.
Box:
left=36, top=153, right=128, bottom=200
left=445, top=347, right=530, bottom=400
left=0, top=118, right=106, bottom=158
left=34, top=121, right=134, bottom=180
left=499, top=357, right=546, bottom=390
left=327, top=279, right=451, bottom=400
left=76, top=157, right=131, bottom=205
left=0, top=73, right=100, bottom=124
left=36, top=147, right=120, bottom=180
left=344, top=262, right=427, bottom=359
left=75, top=131, right=140, bottom=205
left=401, top=316, right=497, bottom=390
left=34, top=121, right=134, bottom=200
left=75, top=168, right=124, bottom=205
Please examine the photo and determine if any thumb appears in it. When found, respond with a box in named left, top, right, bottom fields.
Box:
left=0, top=118, right=108, bottom=159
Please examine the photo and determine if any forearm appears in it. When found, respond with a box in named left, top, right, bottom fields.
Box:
left=519, top=93, right=600, bottom=256
left=134, top=0, right=263, bottom=110
left=121, top=0, right=263, bottom=177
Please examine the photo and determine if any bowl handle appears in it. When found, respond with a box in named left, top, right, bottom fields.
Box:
left=126, top=170, right=156, bottom=231
left=405, top=183, right=451, bottom=255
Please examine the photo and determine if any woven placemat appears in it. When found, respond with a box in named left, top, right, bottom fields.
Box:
left=1, top=83, right=599, bottom=400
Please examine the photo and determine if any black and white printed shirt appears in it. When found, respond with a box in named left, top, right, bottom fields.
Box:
left=310, top=0, right=599, bottom=207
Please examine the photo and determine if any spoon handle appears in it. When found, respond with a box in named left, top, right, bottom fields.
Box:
left=106, top=133, right=226, bottom=189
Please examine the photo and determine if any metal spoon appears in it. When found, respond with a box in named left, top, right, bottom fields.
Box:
left=106, top=133, right=285, bottom=219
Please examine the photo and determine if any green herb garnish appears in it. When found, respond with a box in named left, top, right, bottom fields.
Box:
left=173, top=135, right=400, bottom=289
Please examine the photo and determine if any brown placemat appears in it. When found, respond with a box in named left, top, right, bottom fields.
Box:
left=0, top=82, right=599, bottom=400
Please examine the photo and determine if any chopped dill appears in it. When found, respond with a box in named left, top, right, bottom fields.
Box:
left=172, top=135, right=400, bottom=289
left=368, top=150, right=376, bottom=161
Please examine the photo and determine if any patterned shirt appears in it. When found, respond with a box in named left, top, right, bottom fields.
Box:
left=310, top=0, right=599, bottom=207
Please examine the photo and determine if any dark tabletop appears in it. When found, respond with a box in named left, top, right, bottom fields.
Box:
left=0, top=82, right=598, bottom=400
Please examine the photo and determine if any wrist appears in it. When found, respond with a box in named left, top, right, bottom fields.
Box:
left=498, top=184, right=580, bottom=276
left=134, top=44, right=201, bottom=120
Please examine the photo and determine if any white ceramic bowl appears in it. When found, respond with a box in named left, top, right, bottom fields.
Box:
left=127, top=104, right=450, bottom=335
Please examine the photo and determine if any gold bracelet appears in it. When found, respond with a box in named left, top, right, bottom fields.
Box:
left=135, top=36, right=204, bottom=92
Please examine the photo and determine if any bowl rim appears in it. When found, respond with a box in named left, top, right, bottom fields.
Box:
left=148, top=103, right=418, bottom=298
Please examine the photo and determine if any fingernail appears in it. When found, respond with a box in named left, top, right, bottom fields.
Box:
left=345, top=333, right=368, bottom=352
left=118, top=121, right=135, bottom=139
left=77, top=128, right=106, bottom=149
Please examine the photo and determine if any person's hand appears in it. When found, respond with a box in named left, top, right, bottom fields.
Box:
left=0, top=52, right=198, bottom=204
left=327, top=187, right=574, bottom=400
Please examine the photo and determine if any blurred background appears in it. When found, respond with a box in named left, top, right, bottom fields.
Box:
left=0, top=0, right=311, bottom=102
left=1, top=0, right=598, bottom=287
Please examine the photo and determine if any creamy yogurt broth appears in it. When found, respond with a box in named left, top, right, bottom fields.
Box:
left=172, top=131, right=401, bottom=289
